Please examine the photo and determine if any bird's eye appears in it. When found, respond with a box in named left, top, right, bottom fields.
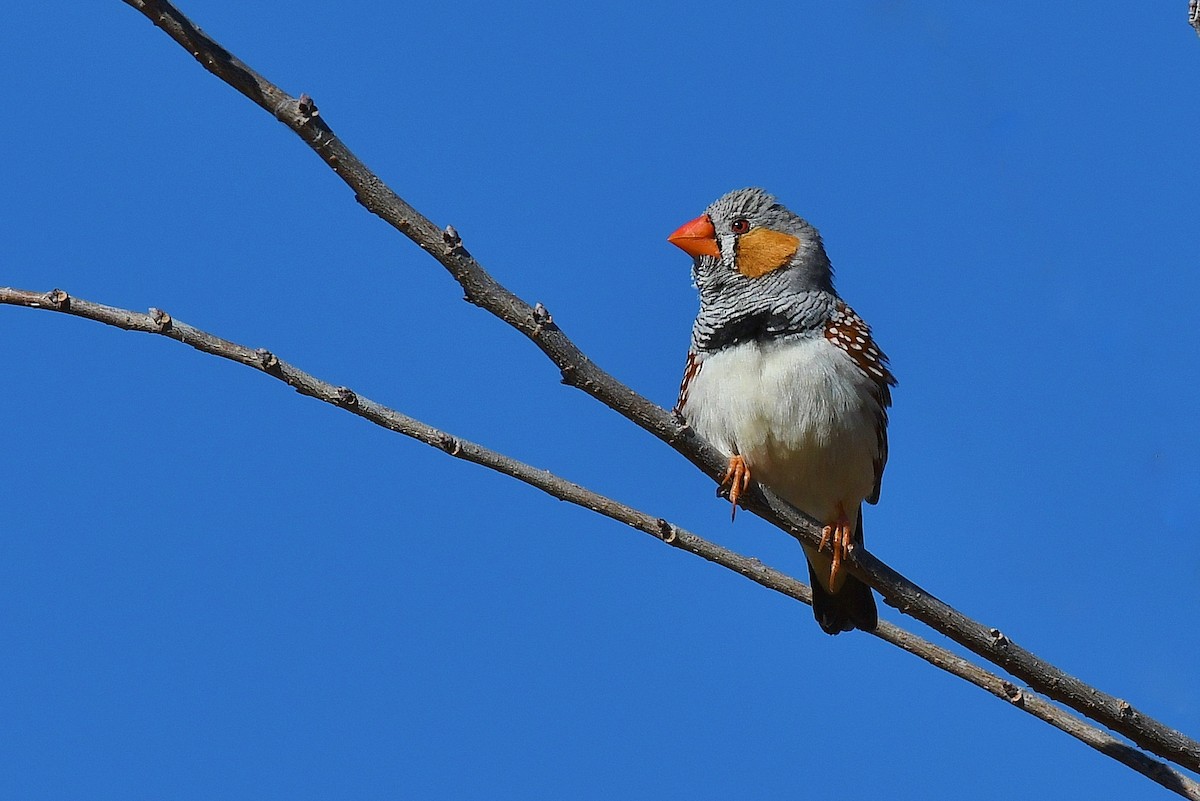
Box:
left=730, top=219, right=750, bottom=234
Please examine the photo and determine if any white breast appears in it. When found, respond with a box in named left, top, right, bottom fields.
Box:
left=681, top=336, right=881, bottom=524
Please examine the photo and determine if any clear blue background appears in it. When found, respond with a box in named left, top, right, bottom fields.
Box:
left=3, top=2, right=1198, bottom=799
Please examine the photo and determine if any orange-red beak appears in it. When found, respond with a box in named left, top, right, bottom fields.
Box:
left=668, top=214, right=720, bottom=258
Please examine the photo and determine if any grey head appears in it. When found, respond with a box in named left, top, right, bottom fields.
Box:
left=668, top=187, right=839, bottom=353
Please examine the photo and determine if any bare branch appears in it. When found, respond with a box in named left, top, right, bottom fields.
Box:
left=4, top=284, right=1197, bottom=799
left=116, top=0, right=1200, bottom=775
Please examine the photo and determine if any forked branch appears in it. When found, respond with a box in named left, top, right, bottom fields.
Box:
left=54, top=0, right=1192, bottom=782
left=2, top=285, right=1196, bottom=799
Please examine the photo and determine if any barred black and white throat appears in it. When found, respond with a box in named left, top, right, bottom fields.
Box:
left=669, top=187, right=896, bottom=636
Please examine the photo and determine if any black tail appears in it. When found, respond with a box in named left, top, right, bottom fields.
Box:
left=807, top=508, right=877, bottom=635
left=808, top=561, right=878, bottom=635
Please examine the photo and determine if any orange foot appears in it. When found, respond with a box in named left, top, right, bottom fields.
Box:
left=819, top=505, right=854, bottom=587
left=720, top=455, right=751, bottom=520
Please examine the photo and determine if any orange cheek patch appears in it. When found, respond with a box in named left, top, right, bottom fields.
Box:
left=735, top=228, right=800, bottom=278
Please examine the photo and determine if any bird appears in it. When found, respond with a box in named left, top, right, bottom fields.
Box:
left=668, top=187, right=895, bottom=635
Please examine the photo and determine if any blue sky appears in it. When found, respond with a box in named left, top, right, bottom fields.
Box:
left=3, top=2, right=1198, bottom=799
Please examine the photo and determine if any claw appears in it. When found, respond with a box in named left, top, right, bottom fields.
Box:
left=830, top=531, right=845, bottom=586
left=720, top=455, right=751, bottom=520
left=820, top=506, right=855, bottom=587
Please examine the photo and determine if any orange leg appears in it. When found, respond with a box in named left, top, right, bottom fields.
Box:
left=720, top=455, right=751, bottom=520
left=819, top=503, right=854, bottom=587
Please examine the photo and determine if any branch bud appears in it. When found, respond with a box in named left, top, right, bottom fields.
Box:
left=148, top=308, right=173, bottom=330
left=46, top=288, right=70, bottom=309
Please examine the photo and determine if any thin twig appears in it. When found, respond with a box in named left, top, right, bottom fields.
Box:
left=3, top=284, right=1196, bottom=799
left=116, top=0, right=1200, bottom=775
